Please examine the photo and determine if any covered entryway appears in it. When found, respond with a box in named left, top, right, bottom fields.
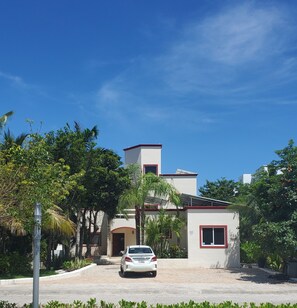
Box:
left=110, top=227, right=136, bottom=257
left=112, top=233, right=125, bottom=256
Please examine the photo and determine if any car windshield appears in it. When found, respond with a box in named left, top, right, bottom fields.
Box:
left=128, top=247, right=152, bottom=254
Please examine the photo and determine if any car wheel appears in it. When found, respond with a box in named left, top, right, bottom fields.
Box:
left=151, top=271, right=157, bottom=277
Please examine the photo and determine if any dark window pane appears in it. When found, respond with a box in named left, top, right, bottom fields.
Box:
left=129, top=247, right=152, bottom=254
left=203, top=228, right=213, bottom=245
left=144, top=165, right=157, bottom=175
left=214, top=228, right=225, bottom=245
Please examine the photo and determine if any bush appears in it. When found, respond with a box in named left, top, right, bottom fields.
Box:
left=0, top=255, right=10, bottom=276
left=62, top=257, right=92, bottom=271
left=2, top=299, right=297, bottom=308
left=0, top=300, right=18, bottom=308
left=240, top=241, right=262, bottom=263
left=8, top=252, right=31, bottom=275
left=0, top=252, right=31, bottom=276
left=266, top=254, right=283, bottom=272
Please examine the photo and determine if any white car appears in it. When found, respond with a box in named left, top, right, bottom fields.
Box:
left=120, top=245, right=157, bottom=277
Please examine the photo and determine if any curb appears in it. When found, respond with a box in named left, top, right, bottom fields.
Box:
left=0, top=263, right=97, bottom=286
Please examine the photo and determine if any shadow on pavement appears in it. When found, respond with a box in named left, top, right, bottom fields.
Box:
left=228, top=267, right=296, bottom=284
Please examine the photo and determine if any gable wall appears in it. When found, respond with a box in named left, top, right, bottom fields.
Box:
left=162, top=175, right=197, bottom=195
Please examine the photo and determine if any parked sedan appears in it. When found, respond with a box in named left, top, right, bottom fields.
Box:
left=120, top=245, right=157, bottom=277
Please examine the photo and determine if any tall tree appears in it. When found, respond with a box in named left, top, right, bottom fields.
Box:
left=0, top=134, right=78, bottom=261
left=45, top=123, right=130, bottom=258
left=145, top=209, right=185, bottom=257
left=119, top=165, right=179, bottom=245
left=83, top=147, right=130, bottom=256
left=249, top=140, right=297, bottom=268
left=199, top=177, right=239, bottom=202
left=45, top=122, right=99, bottom=257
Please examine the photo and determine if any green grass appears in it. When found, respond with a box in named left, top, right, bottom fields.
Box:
left=0, top=269, right=57, bottom=280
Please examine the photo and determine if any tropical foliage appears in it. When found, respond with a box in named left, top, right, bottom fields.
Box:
left=145, top=209, right=185, bottom=257
left=0, top=113, right=130, bottom=273
left=119, top=165, right=179, bottom=245
left=201, top=140, right=297, bottom=272
left=1, top=299, right=296, bottom=308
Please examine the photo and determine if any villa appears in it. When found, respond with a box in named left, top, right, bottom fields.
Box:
left=84, top=144, right=240, bottom=268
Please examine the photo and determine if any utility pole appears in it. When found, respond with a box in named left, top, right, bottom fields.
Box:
left=33, top=203, right=42, bottom=308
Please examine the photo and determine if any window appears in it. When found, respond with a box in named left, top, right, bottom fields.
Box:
left=200, top=226, right=227, bottom=248
left=143, top=164, right=158, bottom=175
left=128, top=247, right=153, bottom=254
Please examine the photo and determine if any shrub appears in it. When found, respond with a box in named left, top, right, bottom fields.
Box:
left=240, top=241, right=262, bottom=263
left=62, top=257, right=92, bottom=271
left=0, top=255, right=10, bottom=275
left=0, top=252, right=31, bottom=276
left=9, top=300, right=297, bottom=308
left=8, top=252, right=31, bottom=275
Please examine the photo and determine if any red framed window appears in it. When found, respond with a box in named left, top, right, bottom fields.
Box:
left=143, top=164, right=158, bottom=175
left=200, top=225, right=228, bottom=248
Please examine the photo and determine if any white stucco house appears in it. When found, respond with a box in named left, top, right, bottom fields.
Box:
left=83, top=144, right=240, bottom=268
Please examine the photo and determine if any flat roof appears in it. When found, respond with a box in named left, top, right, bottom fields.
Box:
left=180, top=193, right=230, bottom=207
left=124, top=144, right=162, bottom=151
left=160, top=173, right=198, bottom=177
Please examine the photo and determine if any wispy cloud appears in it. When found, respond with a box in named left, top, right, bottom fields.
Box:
left=159, top=2, right=292, bottom=94
left=0, top=71, right=29, bottom=88
left=95, top=2, right=297, bottom=129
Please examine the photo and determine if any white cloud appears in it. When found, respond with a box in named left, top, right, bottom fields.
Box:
left=196, top=4, right=285, bottom=65
left=0, top=71, right=28, bottom=88
left=94, top=2, right=297, bottom=129
left=159, top=3, right=291, bottom=94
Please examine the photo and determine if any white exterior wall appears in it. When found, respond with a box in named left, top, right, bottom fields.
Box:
left=125, top=145, right=162, bottom=175
left=240, top=174, right=252, bottom=184
left=163, top=176, right=197, bottom=195
left=139, top=147, right=162, bottom=174
left=125, top=147, right=141, bottom=166
left=187, top=208, right=240, bottom=268
left=110, top=216, right=135, bottom=231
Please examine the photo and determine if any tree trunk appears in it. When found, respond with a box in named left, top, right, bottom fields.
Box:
left=140, top=205, right=145, bottom=245
left=85, top=210, right=92, bottom=257
left=46, top=234, right=52, bottom=270
left=79, top=208, right=87, bottom=258
left=75, top=209, right=82, bottom=257
left=135, top=205, right=140, bottom=245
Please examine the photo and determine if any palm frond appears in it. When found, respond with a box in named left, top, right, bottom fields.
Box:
left=44, top=205, right=75, bottom=236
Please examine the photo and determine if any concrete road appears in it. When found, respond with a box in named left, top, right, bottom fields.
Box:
left=1, top=261, right=297, bottom=306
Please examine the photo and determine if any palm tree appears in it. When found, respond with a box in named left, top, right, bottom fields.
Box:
left=145, top=209, right=185, bottom=257
left=119, top=165, right=179, bottom=245
left=0, top=129, right=28, bottom=150
left=0, top=111, right=13, bottom=131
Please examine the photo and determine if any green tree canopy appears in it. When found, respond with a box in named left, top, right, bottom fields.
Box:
left=199, top=177, right=239, bottom=202
left=248, top=140, right=297, bottom=265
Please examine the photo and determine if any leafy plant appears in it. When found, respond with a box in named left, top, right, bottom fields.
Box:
left=62, top=257, right=92, bottom=271
left=0, top=301, right=18, bottom=308
left=2, top=299, right=297, bottom=308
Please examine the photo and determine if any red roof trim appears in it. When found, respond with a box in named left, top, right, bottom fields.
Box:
left=124, top=144, right=162, bottom=151
left=185, top=206, right=228, bottom=210
left=160, top=173, right=198, bottom=177
left=145, top=208, right=183, bottom=212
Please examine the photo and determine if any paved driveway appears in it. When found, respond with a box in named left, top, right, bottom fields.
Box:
left=1, top=261, right=297, bottom=306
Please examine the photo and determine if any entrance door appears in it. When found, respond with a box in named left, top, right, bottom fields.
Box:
left=112, top=233, right=125, bottom=256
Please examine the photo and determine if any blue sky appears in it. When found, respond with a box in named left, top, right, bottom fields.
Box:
left=1, top=0, right=297, bottom=189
